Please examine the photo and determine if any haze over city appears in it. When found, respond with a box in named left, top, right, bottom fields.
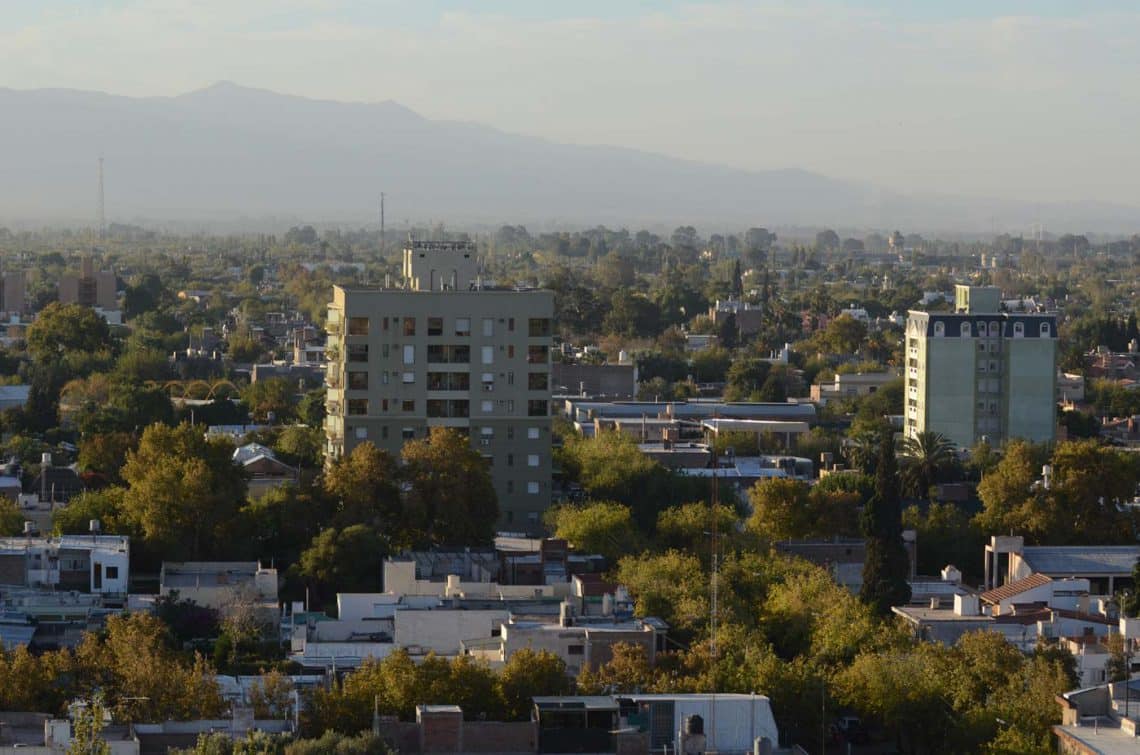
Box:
left=3, top=1, right=1140, bottom=231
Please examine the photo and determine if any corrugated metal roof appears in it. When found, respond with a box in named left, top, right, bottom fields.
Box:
left=1021, top=546, right=1140, bottom=576
left=981, top=573, right=1051, bottom=605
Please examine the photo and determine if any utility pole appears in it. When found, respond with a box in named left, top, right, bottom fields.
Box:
left=709, top=451, right=719, bottom=752
left=97, top=155, right=105, bottom=240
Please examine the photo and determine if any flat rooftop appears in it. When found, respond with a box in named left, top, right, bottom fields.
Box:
left=1055, top=721, right=1140, bottom=754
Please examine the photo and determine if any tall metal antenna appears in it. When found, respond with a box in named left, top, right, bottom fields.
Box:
left=380, top=192, right=385, bottom=250
left=709, top=453, right=719, bottom=752
left=96, top=155, right=106, bottom=240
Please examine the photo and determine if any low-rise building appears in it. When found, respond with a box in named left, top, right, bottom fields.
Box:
left=810, top=370, right=900, bottom=405
left=0, top=535, right=128, bottom=596
left=159, top=562, right=278, bottom=617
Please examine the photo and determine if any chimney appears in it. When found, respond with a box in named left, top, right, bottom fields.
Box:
left=559, top=600, right=574, bottom=628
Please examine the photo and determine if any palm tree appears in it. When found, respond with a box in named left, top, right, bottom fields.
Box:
left=898, top=431, right=956, bottom=499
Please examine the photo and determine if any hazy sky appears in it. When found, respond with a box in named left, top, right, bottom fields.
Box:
left=4, top=1, right=1139, bottom=206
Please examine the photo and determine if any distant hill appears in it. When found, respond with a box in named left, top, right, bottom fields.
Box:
left=1, top=82, right=1138, bottom=233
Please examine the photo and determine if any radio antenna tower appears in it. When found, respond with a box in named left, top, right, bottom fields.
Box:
left=97, top=155, right=106, bottom=240
left=379, top=192, right=386, bottom=250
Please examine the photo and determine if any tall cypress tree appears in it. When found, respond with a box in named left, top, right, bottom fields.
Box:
left=860, top=431, right=912, bottom=615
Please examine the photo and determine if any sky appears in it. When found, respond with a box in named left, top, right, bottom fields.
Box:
left=3, top=0, right=1139, bottom=206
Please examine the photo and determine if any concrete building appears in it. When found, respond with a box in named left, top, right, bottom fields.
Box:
left=810, top=369, right=900, bottom=405
left=709, top=298, right=765, bottom=337
left=532, top=694, right=778, bottom=755
left=0, top=270, right=25, bottom=318
left=905, top=284, right=1057, bottom=447
left=159, top=562, right=278, bottom=619
left=0, top=535, right=129, bottom=596
left=984, top=535, right=1140, bottom=596
left=59, top=257, right=117, bottom=311
left=325, top=240, right=554, bottom=532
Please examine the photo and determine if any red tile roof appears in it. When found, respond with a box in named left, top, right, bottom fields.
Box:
left=981, top=573, right=1052, bottom=605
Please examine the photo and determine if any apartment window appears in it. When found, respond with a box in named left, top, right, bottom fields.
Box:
left=567, top=644, right=584, bottom=656
left=382, top=399, right=389, bottom=411
left=401, top=400, right=414, bottom=412
left=933, top=322, right=945, bottom=337
left=402, top=372, right=415, bottom=384
left=355, top=427, right=368, bottom=440
left=506, top=400, right=515, bottom=412
left=508, top=317, right=516, bottom=332
left=507, top=426, right=514, bottom=440
left=428, top=317, right=443, bottom=336
left=382, top=344, right=390, bottom=358
left=456, top=317, right=471, bottom=336
left=427, top=399, right=469, bottom=418
left=382, top=317, right=389, bottom=331
left=507, top=481, right=514, bottom=494
left=482, top=373, right=495, bottom=392
left=482, top=346, right=494, bottom=365
left=347, top=317, right=369, bottom=336
left=347, top=399, right=368, bottom=416
left=527, top=346, right=549, bottom=364
left=403, top=317, right=416, bottom=336
left=1014, top=322, right=1024, bottom=337
left=507, top=454, right=514, bottom=467
left=507, top=345, right=515, bottom=359
left=382, top=372, right=390, bottom=385
left=527, top=454, right=539, bottom=467
left=1041, top=322, right=1051, bottom=337
left=428, top=345, right=471, bottom=364
left=481, top=400, right=494, bottom=413
left=960, top=322, right=971, bottom=337
left=347, top=344, right=369, bottom=362
left=507, top=371, right=515, bottom=386
left=481, top=427, right=494, bottom=437
left=482, top=318, right=494, bottom=337
left=428, top=372, right=470, bottom=391
left=528, top=318, right=552, bottom=337
left=347, top=371, right=369, bottom=390
left=528, top=372, right=548, bottom=390
left=381, top=426, right=389, bottom=440
left=527, top=481, right=539, bottom=494
left=402, top=427, right=415, bottom=440
left=403, top=345, right=415, bottom=364
left=528, top=400, right=548, bottom=417
left=977, top=343, right=986, bottom=352
left=528, top=427, right=540, bottom=440
left=989, top=322, right=999, bottom=337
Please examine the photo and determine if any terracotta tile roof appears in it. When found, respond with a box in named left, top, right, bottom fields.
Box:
left=981, top=573, right=1052, bottom=605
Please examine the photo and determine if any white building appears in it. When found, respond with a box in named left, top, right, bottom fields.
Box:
left=0, top=535, right=129, bottom=595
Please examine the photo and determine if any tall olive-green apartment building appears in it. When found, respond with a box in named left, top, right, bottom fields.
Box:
left=905, top=285, right=1056, bottom=448
left=324, top=240, right=554, bottom=533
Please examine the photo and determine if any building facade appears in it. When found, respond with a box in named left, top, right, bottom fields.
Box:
left=59, top=257, right=117, bottom=310
left=905, top=285, right=1057, bottom=447
left=325, top=240, right=554, bottom=532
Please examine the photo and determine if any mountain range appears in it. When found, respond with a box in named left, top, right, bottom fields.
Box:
left=1, top=82, right=1137, bottom=234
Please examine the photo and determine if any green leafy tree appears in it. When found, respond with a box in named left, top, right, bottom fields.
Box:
left=545, top=501, right=644, bottom=561
left=860, top=433, right=912, bottom=614
left=323, top=442, right=402, bottom=530
left=66, top=693, right=111, bottom=755
left=497, top=649, right=572, bottom=720
left=293, top=525, right=386, bottom=609
left=120, top=423, right=247, bottom=560
left=53, top=487, right=134, bottom=537
left=401, top=428, right=499, bottom=546
left=26, top=302, right=111, bottom=364
left=241, top=378, right=298, bottom=422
